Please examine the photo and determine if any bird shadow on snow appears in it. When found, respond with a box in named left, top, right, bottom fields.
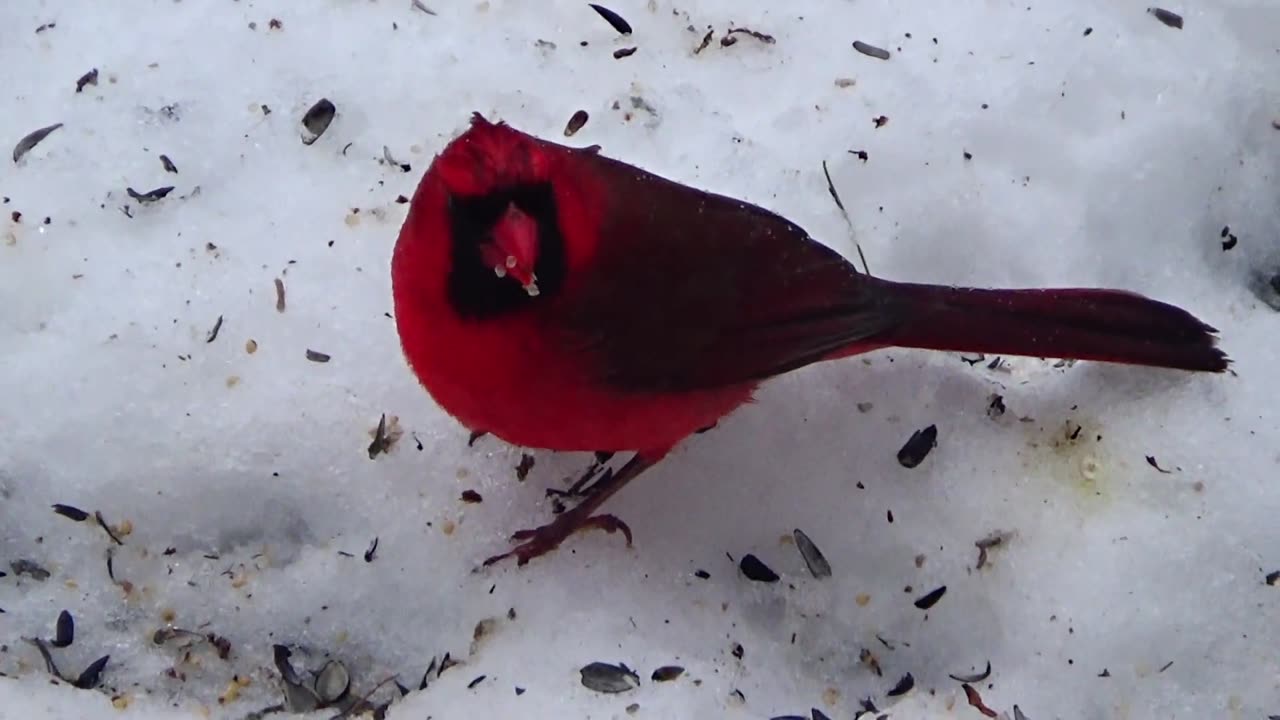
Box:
left=494, top=345, right=1220, bottom=695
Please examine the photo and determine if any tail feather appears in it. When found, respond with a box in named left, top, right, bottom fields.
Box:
left=875, top=280, right=1229, bottom=372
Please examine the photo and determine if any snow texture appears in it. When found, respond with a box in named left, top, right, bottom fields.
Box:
left=2, top=1, right=1279, bottom=718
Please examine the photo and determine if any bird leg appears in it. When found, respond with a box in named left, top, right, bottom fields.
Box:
left=483, top=452, right=660, bottom=567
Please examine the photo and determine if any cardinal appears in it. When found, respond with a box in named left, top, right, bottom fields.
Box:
left=390, top=113, right=1228, bottom=567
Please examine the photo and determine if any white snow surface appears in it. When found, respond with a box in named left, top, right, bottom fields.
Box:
left=2, top=1, right=1279, bottom=719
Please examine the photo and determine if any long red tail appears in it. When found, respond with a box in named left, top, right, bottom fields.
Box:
left=872, top=279, right=1229, bottom=372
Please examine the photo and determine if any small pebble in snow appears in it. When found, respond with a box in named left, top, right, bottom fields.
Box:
left=853, top=41, right=890, bottom=60
left=793, top=528, right=832, bottom=579
left=579, top=662, right=640, bottom=694
left=461, top=489, right=483, bottom=503
left=739, top=553, right=780, bottom=582
left=873, top=115, right=889, bottom=128
left=914, top=585, right=946, bottom=609
left=1148, top=7, right=1183, bottom=29
left=274, top=277, right=287, bottom=312
left=613, top=47, right=637, bottom=59
left=1265, top=570, right=1280, bottom=586
left=897, top=424, right=937, bottom=468
left=588, top=4, right=632, bottom=35
left=159, top=154, right=178, bottom=173
left=305, top=349, right=331, bottom=363
left=693, top=569, right=710, bottom=579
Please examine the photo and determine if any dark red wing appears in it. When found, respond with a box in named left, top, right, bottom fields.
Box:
left=555, top=156, right=900, bottom=393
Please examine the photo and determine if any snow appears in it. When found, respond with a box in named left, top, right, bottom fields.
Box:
left=2, top=0, right=1278, bottom=718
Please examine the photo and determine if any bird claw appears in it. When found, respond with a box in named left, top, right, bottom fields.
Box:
left=483, top=513, right=633, bottom=567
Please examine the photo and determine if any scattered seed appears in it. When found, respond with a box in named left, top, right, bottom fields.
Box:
left=94, top=511, right=124, bottom=545
left=963, top=683, right=998, bottom=717
left=315, top=660, right=350, bottom=704
left=411, top=0, right=437, bottom=14
left=580, top=662, right=640, bottom=694
left=26, top=637, right=61, bottom=677
left=11, top=559, right=51, bottom=581
left=13, top=123, right=63, bottom=163
left=739, top=553, right=780, bottom=582
left=793, top=529, right=832, bottom=579
left=52, top=504, right=90, bottom=522
left=1222, top=233, right=1238, bottom=251
left=305, top=349, right=331, bottom=363
left=1148, top=7, right=1183, bottom=29
left=694, top=29, right=714, bottom=53
left=52, top=610, right=74, bottom=648
left=849, top=149, right=869, bottom=162
left=74, top=68, right=100, bottom=93
left=987, top=394, right=1006, bottom=419
left=913, top=585, right=946, bottom=610
left=156, top=154, right=178, bottom=173
left=1265, top=570, right=1279, bottom=586
left=728, top=27, right=775, bottom=44
left=948, top=661, right=992, bottom=683
left=274, top=277, right=286, bottom=312
left=206, top=315, right=224, bottom=343
left=564, top=110, right=590, bottom=137
left=1084, top=27, right=1093, bottom=36
left=1158, top=660, right=1174, bottom=672
left=886, top=672, right=914, bottom=696
left=74, top=655, right=110, bottom=689
left=466, top=674, right=486, bottom=689
left=694, top=569, right=710, bottom=579
left=588, top=4, right=632, bottom=35
left=852, top=41, right=890, bottom=60
left=872, top=115, right=889, bottom=128
left=859, top=647, right=882, bottom=676
left=368, top=414, right=392, bottom=459
left=897, top=425, right=937, bottom=468
left=731, top=642, right=745, bottom=660
left=613, top=47, right=637, bottom=59
left=36, top=22, right=56, bottom=33
left=651, top=666, right=684, bottom=682
left=515, top=453, right=535, bottom=481
left=301, top=99, right=337, bottom=145
left=126, top=186, right=175, bottom=203
left=362, top=537, right=379, bottom=562
left=1145, top=455, right=1173, bottom=473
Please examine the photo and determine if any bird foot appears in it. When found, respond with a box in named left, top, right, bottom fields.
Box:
left=483, top=513, right=633, bottom=567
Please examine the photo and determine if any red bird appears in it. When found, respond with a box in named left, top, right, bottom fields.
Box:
left=391, top=113, right=1228, bottom=566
